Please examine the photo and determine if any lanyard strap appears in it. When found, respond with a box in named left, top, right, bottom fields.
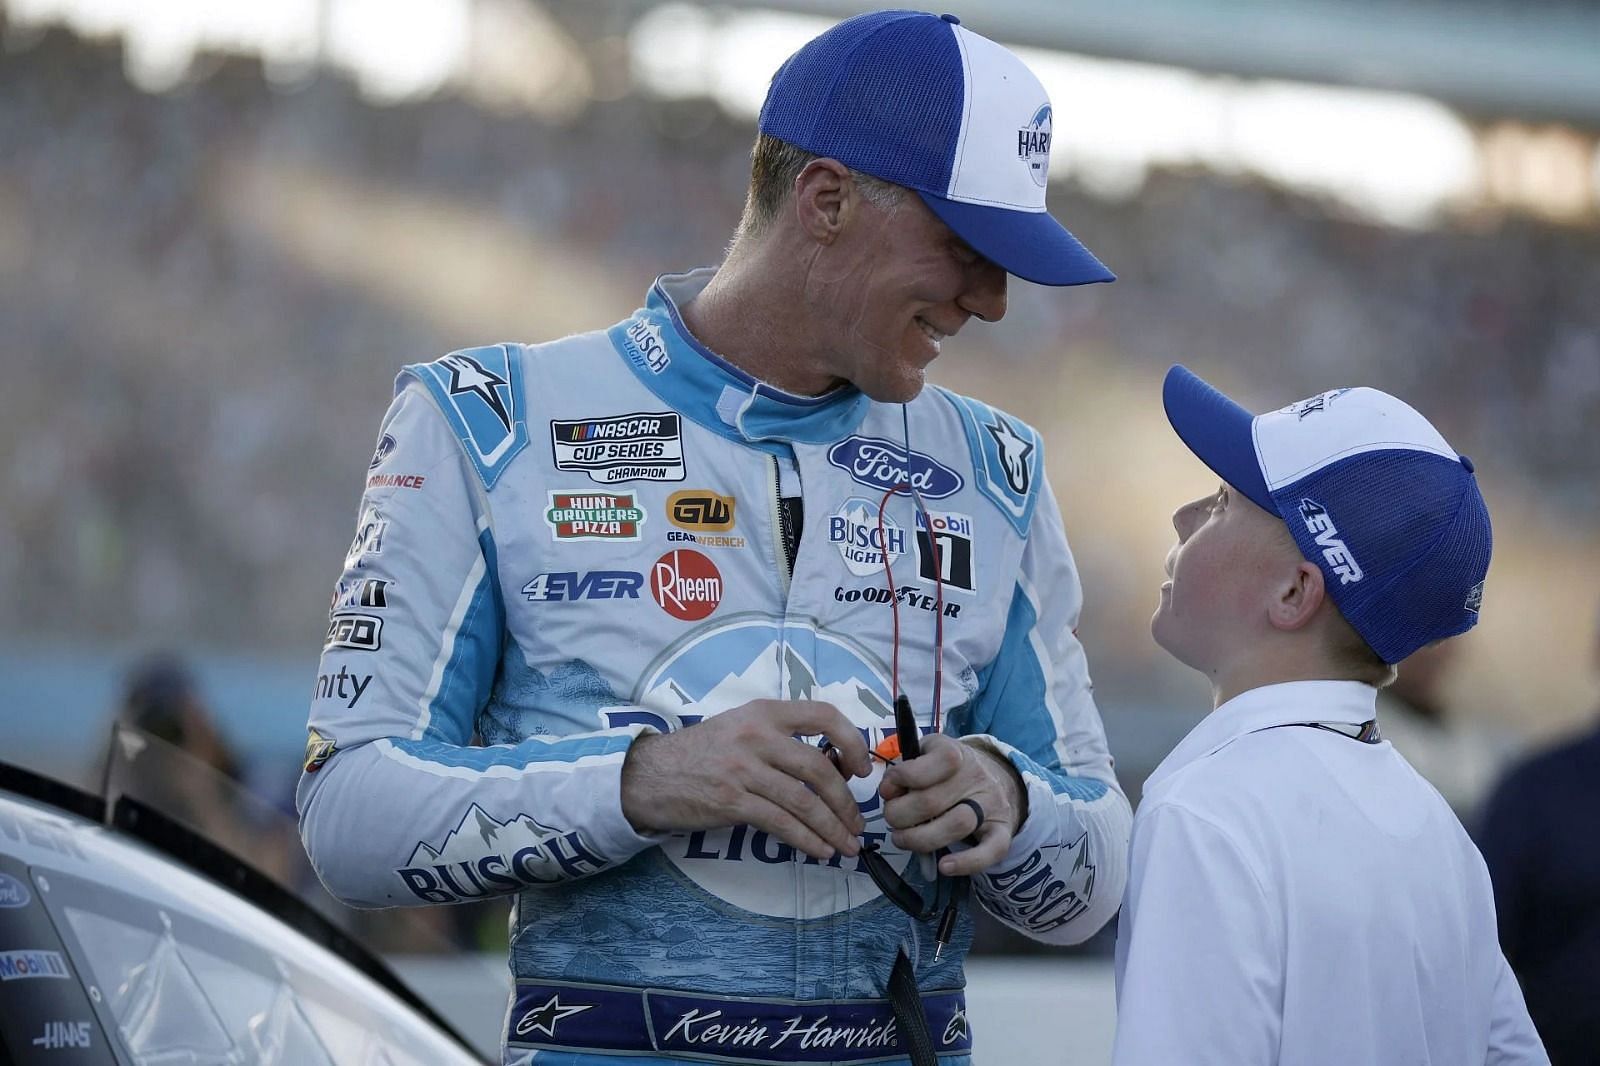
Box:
left=1254, top=719, right=1383, bottom=744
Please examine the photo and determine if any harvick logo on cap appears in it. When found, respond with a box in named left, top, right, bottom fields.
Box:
left=1018, top=104, right=1051, bottom=188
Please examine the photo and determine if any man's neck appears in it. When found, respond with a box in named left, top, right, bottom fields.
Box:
left=678, top=253, right=842, bottom=398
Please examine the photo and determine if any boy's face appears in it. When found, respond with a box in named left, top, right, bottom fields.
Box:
left=1152, top=481, right=1303, bottom=675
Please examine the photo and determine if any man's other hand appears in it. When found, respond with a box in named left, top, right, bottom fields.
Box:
left=879, top=736, right=1027, bottom=877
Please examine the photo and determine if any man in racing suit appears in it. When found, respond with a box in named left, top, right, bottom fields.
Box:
left=299, top=11, right=1132, bottom=1064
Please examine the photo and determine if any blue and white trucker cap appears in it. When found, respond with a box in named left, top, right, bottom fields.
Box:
left=1162, top=364, right=1491, bottom=664
left=758, top=10, right=1113, bottom=287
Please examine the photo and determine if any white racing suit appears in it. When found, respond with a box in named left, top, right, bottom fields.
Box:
left=298, top=270, right=1132, bottom=1064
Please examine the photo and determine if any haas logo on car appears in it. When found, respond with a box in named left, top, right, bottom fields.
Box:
left=650, top=549, right=722, bottom=621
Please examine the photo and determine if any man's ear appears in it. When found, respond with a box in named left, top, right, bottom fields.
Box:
left=791, top=158, right=855, bottom=244
left=1267, top=559, right=1326, bottom=633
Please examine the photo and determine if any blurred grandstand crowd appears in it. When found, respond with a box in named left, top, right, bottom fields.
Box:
left=3, top=19, right=1598, bottom=687
left=4, top=9, right=1600, bottom=988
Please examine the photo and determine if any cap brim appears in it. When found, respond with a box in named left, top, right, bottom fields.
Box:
left=1162, top=365, right=1274, bottom=512
left=917, top=192, right=1114, bottom=287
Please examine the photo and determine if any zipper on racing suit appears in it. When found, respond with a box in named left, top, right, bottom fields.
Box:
left=768, top=453, right=795, bottom=595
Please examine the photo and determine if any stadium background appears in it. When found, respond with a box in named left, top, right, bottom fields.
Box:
left=2, top=0, right=1597, bottom=1059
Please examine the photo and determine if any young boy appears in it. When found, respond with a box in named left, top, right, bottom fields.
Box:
left=1111, top=365, right=1548, bottom=1064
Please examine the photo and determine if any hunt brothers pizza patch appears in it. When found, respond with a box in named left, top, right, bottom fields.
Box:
left=545, top=491, right=647, bottom=541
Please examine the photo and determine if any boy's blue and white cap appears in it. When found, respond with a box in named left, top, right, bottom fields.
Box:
left=758, top=10, right=1113, bottom=287
left=1162, top=364, right=1491, bottom=664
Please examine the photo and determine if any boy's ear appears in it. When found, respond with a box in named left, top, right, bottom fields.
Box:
left=1267, top=560, right=1326, bottom=633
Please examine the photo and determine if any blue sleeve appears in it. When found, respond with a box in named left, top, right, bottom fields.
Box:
left=962, top=475, right=1132, bottom=945
left=296, top=380, right=659, bottom=908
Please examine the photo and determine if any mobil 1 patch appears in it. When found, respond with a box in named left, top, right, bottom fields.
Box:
left=550, top=412, right=685, bottom=485
left=915, top=510, right=976, bottom=593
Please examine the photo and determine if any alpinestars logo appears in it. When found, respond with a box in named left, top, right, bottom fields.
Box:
left=443, top=353, right=512, bottom=432
left=1299, top=499, right=1364, bottom=584
left=984, top=415, right=1035, bottom=496
left=516, top=995, right=596, bottom=1038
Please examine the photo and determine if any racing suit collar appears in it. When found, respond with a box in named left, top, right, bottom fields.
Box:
left=609, top=269, right=872, bottom=449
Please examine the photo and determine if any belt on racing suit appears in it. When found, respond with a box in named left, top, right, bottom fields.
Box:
left=506, top=979, right=973, bottom=1062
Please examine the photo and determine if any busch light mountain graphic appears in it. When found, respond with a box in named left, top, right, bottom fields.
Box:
left=597, top=617, right=924, bottom=917
left=406, top=804, right=561, bottom=867
left=398, top=803, right=606, bottom=903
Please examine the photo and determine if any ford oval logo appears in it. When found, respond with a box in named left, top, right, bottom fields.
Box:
left=827, top=436, right=963, bottom=499
left=0, top=873, right=31, bottom=909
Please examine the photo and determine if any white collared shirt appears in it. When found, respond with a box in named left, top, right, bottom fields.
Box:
left=1113, top=680, right=1547, bottom=1065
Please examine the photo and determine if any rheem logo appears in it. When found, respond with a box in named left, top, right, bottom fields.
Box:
left=650, top=550, right=722, bottom=621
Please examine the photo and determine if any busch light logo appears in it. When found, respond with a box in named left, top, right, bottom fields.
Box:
left=597, top=619, right=938, bottom=918
left=827, top=437, right=962, bottom=500
left=986, top=832, right=1096, bottom=934
left=1017, top=104, right=1052, bottom=188
left=1299, top=499, right=1363, bottom=585
left=344, top=506, right=388, bottom=569
left=623, top=318, right=671, bottom=374
left=828, top=497, right=906, bottom=576
left=0, top=873, right=30, bottom=908
left=397, top=805, right=608, bottom=903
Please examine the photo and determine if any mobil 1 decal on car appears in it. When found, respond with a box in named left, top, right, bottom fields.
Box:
left=550, top=412, right=685, bottom=484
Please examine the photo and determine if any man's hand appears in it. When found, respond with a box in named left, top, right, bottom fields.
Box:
left=620, top=699, right=873, bottom=861
left=879, top=736, right=1028, bottom=877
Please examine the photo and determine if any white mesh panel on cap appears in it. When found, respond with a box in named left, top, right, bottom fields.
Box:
left=1252, top=387, right=1458, bottom=491
left=946, top=25, right=1052, bottom=211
